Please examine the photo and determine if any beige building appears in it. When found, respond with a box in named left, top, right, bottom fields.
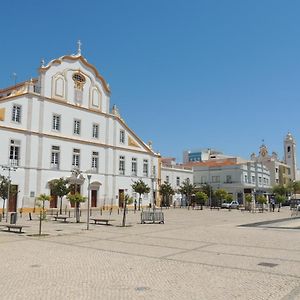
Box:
left=250, top=143, right=292, bottom=186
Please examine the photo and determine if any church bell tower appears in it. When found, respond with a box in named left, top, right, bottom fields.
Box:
left=284, top=132, right=297, bottom=181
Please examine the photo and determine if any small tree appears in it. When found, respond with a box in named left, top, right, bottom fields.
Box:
left=178, top=179, right=195, bottom=207
left=131, top=180, right=150, bottom=210
left=275, top=194, right=285, bottom=212
left=159, top=182, right=175, bottom=207
left=67, top=193, right=86, bottom=223
left=0, top=176, right=9, bottom=218
left=37, top=194, right=50, bottom=235
left=122, top=194, right=133, bottom=227
left=49, top=178, right=70, bottom=214
left=195, top=191, right=208, bottom=210
left=257, top=195, right=267, bottom=212
left=226, top=194, right=233, bottom=203
left=245, top=194, right=252, bottom=211
left=215, top=189, right=228, bottom=207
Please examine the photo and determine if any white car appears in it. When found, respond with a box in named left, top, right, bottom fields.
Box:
left=221, top=200, right=240, bottom=209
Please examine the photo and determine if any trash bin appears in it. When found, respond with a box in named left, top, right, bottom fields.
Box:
left=10, top=212, right=17, bottom=224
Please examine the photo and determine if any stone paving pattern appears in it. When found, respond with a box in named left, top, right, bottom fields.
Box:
left=0, top=207, right=300, bottom=299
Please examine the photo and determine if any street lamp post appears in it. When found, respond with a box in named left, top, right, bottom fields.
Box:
left=87, top=174, right=91, bottom=230
left=2, top=165, right=17, bottom=222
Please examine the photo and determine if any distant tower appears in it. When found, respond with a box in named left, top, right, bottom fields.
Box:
left=284, top=132, right=297, bottom=180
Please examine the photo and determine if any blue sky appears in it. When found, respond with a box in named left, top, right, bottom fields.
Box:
left=1, top=0, right=300, bottom=163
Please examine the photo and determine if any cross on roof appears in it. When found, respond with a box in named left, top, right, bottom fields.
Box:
left=77, top=40, right=82, bottom=55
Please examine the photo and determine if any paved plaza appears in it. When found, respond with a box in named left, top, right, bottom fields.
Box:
left=0, top=207, right=300, bottom=300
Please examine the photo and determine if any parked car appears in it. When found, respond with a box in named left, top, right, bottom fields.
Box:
left=221, top=200, right=240, bottom=209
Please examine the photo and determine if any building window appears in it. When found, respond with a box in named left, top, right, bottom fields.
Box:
left=72, top=148, right=80, bottom=168
left=91, top=151, right=99, bottom=172
left=244, top=175, right=248, bottom=183
left=119, top=156, right=125, bottom=175
left=9, top=140, right=20, bottom=166
left=201, top=176, right=207, bottom=184
left=226, top=175, right=232, bottom=183
left=143, top=159, right=148, bottom=177
left=51, top=146, right=60, bottom=169
left=287, top=146, right=291, bottom=153
left=275, top=168, right=278, bottom=173
left=252, top=176, right=255, bottom=183
left=212, top=176, right=220, bottom=183
left=120, top=129, right=125, bottom=144
left=92, top=124, right=99, bottom=138
left=74, top=120, right=81, bottom=135
left=131, top=158, right=137, bottom=176
left=52, top=114, right=61, bottom=131
left=166, top=176, right=169, bottom=183
left=176, top=177, right=180, bottom=186
left=12, top=104, right=21, bottom=123
left=258, top=177, right=262, bottom=184
left=288, top=168, right=291, bottom=175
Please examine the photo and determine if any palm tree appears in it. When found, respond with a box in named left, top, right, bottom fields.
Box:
left=178, top=179, right=195, bottom=207
left=159, top=182, right=175, bottom=207
left=67, top=193, right=86, bottom=223
left=49, top=178, right=70, bottom=214
left=131, top=179, right=150, bottom=210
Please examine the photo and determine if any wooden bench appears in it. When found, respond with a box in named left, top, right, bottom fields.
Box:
left=53, top=216, right=69, bottom=222
left=90, top=218, right=114, bottom=225
left=4, top=224, right=23, bottom=233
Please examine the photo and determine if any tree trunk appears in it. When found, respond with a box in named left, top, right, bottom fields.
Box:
left=60, top=197, right=63, bottom=215
left=138, top=195, right=141, bottom=211
left=75, top=202, right=80, bottom=223
left=122, top=199, right=127, bottom=227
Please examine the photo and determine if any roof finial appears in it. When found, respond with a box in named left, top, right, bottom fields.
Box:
left=77, top=40, right=82, bottom=55
left=40, top=58, right=45, bottom=67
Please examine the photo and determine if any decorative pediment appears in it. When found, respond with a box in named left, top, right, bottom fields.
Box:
left=128, top=136, right=140, bottom=148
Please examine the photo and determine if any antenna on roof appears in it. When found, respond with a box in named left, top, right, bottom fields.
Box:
left=11, top=72, right=17, bottom=85
left=77, top=40, right=82, bottom=55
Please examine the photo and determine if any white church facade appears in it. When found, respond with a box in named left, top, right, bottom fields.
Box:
left=0, top=46, right=160, bottom=212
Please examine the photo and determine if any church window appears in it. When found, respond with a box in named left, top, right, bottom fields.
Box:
left=72, top=149, right=80, bottom=168
left=12, top=104, right=21, bottom=123
left=72, top=72, right=86, bottom=104
left=287, top=146, right=291, bottom=153
left=52, top=114, right=61, bottom=131
left=119, top=156, right=125, bottom=175
left=73, top=119, right=81, bottom=135
left=120, top=130, right=125, bottom=144
left=51, top=146, right=60, bottom=169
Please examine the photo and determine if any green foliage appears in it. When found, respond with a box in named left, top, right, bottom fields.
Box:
left=37, top=193, right=51, bottom=203
left=257, top=195, right=267, bottom=205
left=0, top=175, right=9, bottom=200
left=131, top=179, right=150, bottom=196
left=245, top=194, right=252, bottom=203
left=275, top=194, right=285, bottom=204
left=215, top=189, right=228, bottom=201
left=226, top=194, right=233, bottom=203
left=195, top=191, right=208, bottom=205
left=178, top=179, right=195, bottom=197
left=272, top=185, right=288, bottom=196
left=159, top=181, right=175, bottom=206
left=125, top=194, right=134, bottom=205
left=49, top=178, right=70, bottom=198
left=67, top=193, right=87, bottom=204
left=200, top=184, right=213, bottom=197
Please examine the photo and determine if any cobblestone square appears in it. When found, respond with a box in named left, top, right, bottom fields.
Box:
left=0, top=207, right=299, bottom=299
